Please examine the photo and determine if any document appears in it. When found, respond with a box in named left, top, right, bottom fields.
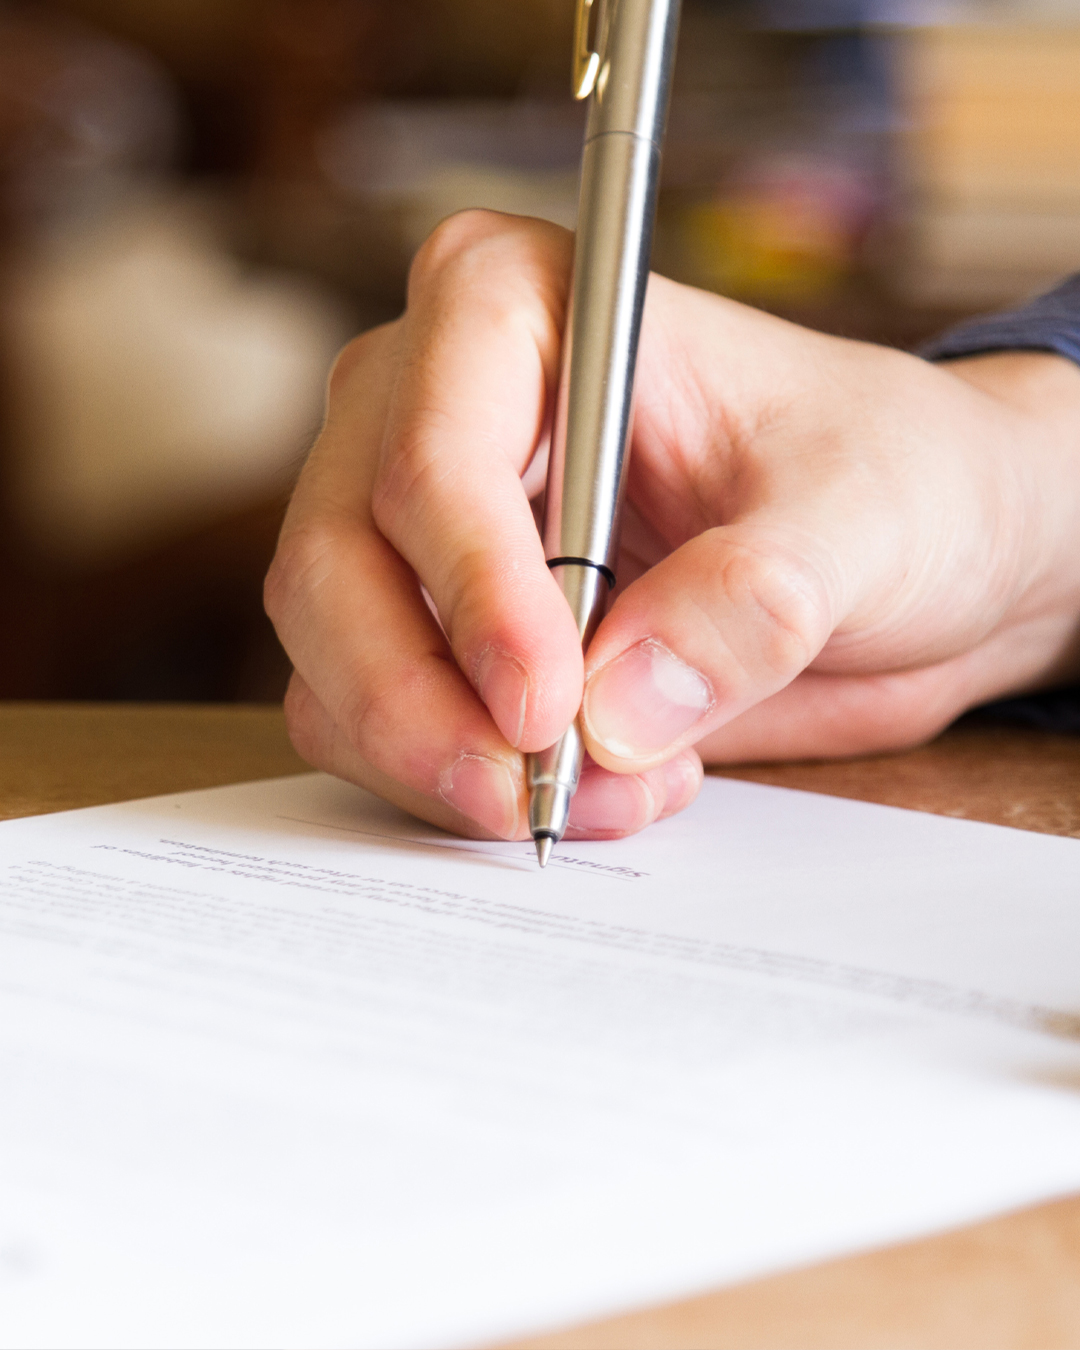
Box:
left=2, top=771, right=1080, bottom=1349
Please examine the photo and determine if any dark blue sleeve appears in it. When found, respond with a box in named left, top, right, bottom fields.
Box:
left=919, top=273, right=1080, bottom=366
left=920, top=275, right=1080, bottom=733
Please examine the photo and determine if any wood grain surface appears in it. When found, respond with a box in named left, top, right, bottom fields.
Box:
left=3, top=702, right=1080, bottom=1348
left=0, top=702, right=307, bottom=821
left=715, top=720, right=1080, bottom=839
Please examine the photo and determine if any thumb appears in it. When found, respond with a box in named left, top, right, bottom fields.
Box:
left=580, top=523, right=842, bottom=773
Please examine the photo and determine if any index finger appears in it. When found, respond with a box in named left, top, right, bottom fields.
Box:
left=370, top=210, right=585, bottom=753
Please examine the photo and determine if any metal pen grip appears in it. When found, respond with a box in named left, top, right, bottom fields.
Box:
left=542, top=131, right=659, bottom=579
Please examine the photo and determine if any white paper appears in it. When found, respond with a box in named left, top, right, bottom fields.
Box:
left=2, top=771, right=1080, bottom=1349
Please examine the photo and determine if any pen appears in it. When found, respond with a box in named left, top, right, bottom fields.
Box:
left=527, top=0, right=682, bottom=867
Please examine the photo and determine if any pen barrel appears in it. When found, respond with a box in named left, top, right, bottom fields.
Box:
left=541, top=130, right=659, bottom=582
left=542, top=0, right=681, bottom=588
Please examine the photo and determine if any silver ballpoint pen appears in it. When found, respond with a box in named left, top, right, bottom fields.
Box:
left=527, top=0, right=682, bottom=867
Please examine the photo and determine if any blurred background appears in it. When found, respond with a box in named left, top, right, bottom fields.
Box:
left=1, top=0, right=1078, bottom=702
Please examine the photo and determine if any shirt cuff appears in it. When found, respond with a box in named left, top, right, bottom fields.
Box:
left=918, top=273, right=1080, bottom=367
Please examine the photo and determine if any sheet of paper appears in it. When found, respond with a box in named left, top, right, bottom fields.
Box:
left=2, top=771, right=1080, bottom=1349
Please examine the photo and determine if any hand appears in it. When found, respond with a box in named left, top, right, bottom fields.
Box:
left=265, top=210, right=1080, bottom=841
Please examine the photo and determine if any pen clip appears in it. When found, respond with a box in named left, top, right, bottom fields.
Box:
left=572, top=0, right=604, bottom=100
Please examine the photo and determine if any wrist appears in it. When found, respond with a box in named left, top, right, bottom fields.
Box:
left=941, top=351, right=1080, bottom=688
left=943, top=350, right=1080, bottom=425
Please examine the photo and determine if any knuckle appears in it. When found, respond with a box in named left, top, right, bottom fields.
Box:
left=339, top=683, right=390, bottom=760
left=408, top=209, right=507, bottom=293
left=326, top=326, right=387, bottom=403
left=282, top=676, right=324, bottom=767
left=264, top=523, right=339, bottom=632
left=339, top=663, right=429, bottom=767
left=368, top=445, right=422, bottom=542
left=370, top=412, right=458, bottom=542
left=720, top=544, right=831, bottom=678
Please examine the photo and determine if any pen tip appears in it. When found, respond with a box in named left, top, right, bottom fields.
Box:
left=534, top=834, right=554, bottom=869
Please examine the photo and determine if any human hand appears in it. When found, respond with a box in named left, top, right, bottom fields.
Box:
left=265, top=210, right=1080, bottom=841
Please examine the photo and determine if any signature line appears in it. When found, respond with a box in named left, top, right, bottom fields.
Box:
left=273, top=815, right=643, bottom=879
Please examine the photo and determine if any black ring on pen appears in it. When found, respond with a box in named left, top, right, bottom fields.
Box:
left=545, top=557, right=616, bottom=589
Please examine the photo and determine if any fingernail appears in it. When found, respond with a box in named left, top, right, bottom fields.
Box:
left=476, top=648, right=529, bottom=747
left=567, top=766, right=656, bottom=836
left=439, top=753, right=520, bottom=838
left=584, top=639, right=712, bottom=760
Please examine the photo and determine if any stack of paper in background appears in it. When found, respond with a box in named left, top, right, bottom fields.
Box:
left=895, top=5, right=1080, bottom=307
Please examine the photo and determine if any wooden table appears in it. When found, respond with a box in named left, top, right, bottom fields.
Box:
left=3, top=702, right=1080, bottom=1349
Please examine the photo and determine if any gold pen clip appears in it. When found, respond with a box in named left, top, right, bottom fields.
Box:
left=573, top=0, right=604, bottom=100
